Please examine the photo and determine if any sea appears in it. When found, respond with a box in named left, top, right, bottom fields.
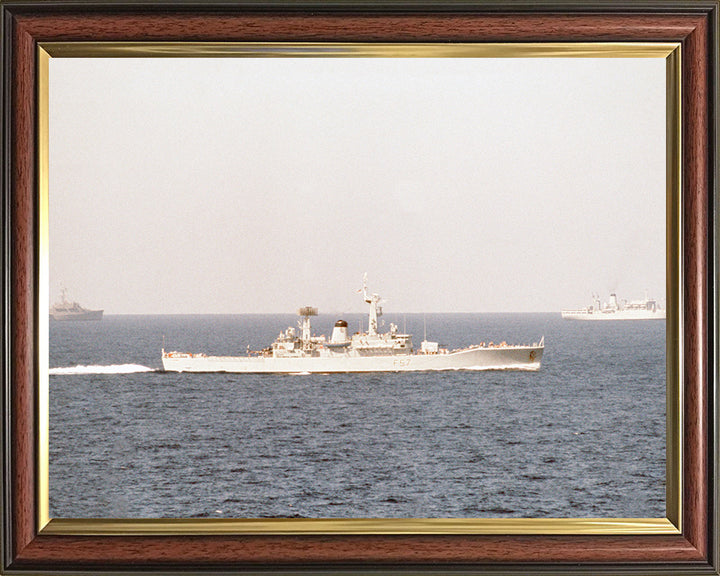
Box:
left=49, top=313, right=666, bottom=519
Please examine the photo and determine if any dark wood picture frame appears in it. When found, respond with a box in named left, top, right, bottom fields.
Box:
left=1, top=1, right=717, bottom=574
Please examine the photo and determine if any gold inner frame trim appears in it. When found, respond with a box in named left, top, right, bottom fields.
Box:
left=664, top=44, right=683, bottom=533
left=42, top=41, right=678, bottom=59
left=37, top=46, right=50, bottom=530
left=37, top=41, right=682, bottom=537
left=43, top=517, right=678, bottom=536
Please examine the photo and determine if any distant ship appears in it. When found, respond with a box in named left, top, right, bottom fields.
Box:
left=162, top=275, right=544, bottom=373
left=561, top=292, right=665, bottom=321
left=49, top=289, right=103, bottom=321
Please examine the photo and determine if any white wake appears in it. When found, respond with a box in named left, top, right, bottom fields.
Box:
left=49, top=364, right=155, bottom=375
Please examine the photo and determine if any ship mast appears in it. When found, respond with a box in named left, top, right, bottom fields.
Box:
left=298, top=306, right=318, bottom=348
left=362, top=273, right=382, bottom=336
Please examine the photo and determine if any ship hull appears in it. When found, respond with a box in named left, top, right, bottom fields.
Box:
left=162, top=345, right=543, bottom=373
left=50, top=309, right=104, bottom=321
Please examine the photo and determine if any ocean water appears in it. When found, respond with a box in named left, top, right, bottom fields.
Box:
left=49, top=313, right=666, bottom=519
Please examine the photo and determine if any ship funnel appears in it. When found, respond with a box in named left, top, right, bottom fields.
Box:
left=609, top=293, right=619, bottom=310
left=330, top=319, right=349, bottom=343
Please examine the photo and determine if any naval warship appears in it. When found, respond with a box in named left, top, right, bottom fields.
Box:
left=561, top=292, right=665, bottom=320
left=49, top=289, right=103, bottom=321
left=161, top=276, right=544, bottom=373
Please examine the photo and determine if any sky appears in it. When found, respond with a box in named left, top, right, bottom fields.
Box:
left=49, top=56, right=666, bottom=314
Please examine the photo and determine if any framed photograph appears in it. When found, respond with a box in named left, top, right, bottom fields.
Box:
left=1, top=1, right=717, bottom=574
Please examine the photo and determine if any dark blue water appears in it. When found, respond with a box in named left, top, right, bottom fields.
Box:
left=49, top=313, right=665, bottom=519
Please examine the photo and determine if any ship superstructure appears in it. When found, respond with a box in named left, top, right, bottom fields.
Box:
left=162, top=275, right=544, bottom=373
left=561, top=292, right=665, bottom=320
left=49, top=288, right=103, bottom=321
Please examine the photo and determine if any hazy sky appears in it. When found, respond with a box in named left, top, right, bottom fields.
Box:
left=49, top=56, right=666, bottom=314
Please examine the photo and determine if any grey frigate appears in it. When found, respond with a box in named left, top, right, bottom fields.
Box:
left=162, top=276, right=544, bottom=373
